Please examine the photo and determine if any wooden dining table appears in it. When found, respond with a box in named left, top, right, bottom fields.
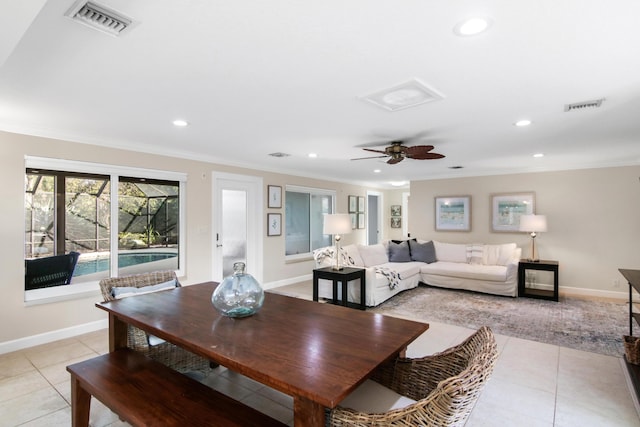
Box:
left=96, top=282, right=429, bottom=426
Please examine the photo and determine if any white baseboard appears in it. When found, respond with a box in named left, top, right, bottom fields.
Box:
left=560, top=286, right=627, bottom=300
left=262, top=274, right=312, bottom=290
left=0, top=319, right=108, bottom=355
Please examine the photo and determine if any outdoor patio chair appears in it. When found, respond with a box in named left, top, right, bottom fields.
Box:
left=99, top=270, right=214, bottom=376
left=327, top=326, right=498, bottom=427
left=25, top=251, right=80, bottom=290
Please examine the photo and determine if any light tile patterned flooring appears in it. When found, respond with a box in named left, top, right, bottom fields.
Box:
left=1, top=318, right=639, bottom=425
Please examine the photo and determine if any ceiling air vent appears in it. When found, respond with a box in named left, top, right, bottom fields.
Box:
left=361, top=79, right=445, bottom=112
left=564, top=98, right=605, bottom=112
left=66, top=1, right=134, bottom=36
left=269, top=152, right=291, bottom=158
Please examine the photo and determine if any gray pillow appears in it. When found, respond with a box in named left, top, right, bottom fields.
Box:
left=388, top=240, right=411, bottom=262
left=409, top=240, right=436, bottom=263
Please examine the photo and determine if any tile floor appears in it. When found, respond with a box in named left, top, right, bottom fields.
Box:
left=1, top=320, right=639, bottom=426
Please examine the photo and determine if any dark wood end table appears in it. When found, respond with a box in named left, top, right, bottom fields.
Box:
left=313, top=266, right=366, bottom=310
left=518, top=259, right=559, bottom=301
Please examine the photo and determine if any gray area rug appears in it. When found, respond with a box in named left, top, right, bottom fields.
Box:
left=370, top=285, right=628, bottom=357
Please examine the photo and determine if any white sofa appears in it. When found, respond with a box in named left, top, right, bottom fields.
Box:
left=313, top=240, right=521, bottom=307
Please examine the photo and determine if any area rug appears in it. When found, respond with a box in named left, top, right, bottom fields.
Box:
left=369, top=285, right=628, bottom=357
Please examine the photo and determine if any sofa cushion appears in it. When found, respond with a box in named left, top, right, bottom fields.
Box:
left=358, top=244, right=388, bottom=267
left=420, top=262, right=508, bottom=282
left=409, top=240, right=436, bottom=263
left=484, top=243, right=517, bottom=266
left=433, top=241, right=468, bottom=263
left=341, top=244, right=364, bottom=267
left=388, top=240, right=411, bottom=262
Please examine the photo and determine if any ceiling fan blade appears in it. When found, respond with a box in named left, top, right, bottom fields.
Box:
left=387, top=157, right=403, bottom=164
left=407, top=152, right=445, bottom=160
left=362, top=148, right=388, bottom=154
left=405, top=145, right=434, bottom=156
left=351, top=155, right=388, bottom=161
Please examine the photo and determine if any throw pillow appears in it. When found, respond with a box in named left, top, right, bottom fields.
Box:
left=357, top=244, right=388, bottom=267
left=466, top=244, right=485, bottom=265
left=409, top=240, right=436, bottom=263
left=433, top=241, right=468, bottom=263
left=111, top=279, right=177, bottom=299
left=387, top=240, right=411, bottom=262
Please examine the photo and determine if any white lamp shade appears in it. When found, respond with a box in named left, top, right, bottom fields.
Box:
left=323, top=214, right=352, bottom=235
left=519, top=214, right=548, bottom=233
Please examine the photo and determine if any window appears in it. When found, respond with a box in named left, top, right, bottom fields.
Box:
left=285, top=185, right=335, bottom=259
left=24, top=157, right=186, bottom=303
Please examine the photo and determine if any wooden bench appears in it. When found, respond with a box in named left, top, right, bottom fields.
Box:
left=66, top=348, right=288, bottom=427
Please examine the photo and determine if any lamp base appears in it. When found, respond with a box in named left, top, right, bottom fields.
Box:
left=331, top=266, right=344, bottom=271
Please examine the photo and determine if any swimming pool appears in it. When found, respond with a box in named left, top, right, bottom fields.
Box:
left=74, top=252, right=177, bottom=276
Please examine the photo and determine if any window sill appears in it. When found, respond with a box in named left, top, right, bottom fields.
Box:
left=285, top=253, right=314, bottom=264
left=24, top=281, right=101, bottom=306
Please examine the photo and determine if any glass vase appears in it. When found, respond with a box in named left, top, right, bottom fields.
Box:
left=212, top=262, right=264, bottom=317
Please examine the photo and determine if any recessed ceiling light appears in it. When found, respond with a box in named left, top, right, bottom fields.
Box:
left=373, top=169, right=381, bottom=174
left=515, top=119, right=532, bottom=127
left=308, top=153, right=317, bottom=158
left=454, top=17, right=491, bottom=36
left=172, top=119, right=188, bottom=127
left=390, top=181, right=407, bottom=187
left=533, top=153, right=544, bottom=158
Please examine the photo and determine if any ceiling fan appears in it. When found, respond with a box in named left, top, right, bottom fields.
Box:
left=351, top=140, right=445, bottom=164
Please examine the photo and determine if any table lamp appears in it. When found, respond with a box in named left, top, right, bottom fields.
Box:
left=323, top=213, right=352, bottom=270
left=519, top=214, right=547, bottom=262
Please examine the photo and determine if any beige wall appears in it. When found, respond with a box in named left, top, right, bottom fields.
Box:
left=409, top=167, right=640, bottom=294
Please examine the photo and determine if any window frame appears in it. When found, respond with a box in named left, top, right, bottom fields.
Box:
left=284, top=185, right=336, bottom=262
left=24, top=156, right=187, bottom=305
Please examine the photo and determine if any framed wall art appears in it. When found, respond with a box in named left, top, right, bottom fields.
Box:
left=358, top=196, right=365, bottom=213
left=267, top=213, right=281, bottom=236
left=390, top=205, right=401, bottom=216
left=267, top=185, right=282, bottom=208
left=391, top=217, right=401, bottom=228
left=357, top=213, right=365, bottom=229
left=350, top=213, right=357, bottom=229
left=435, top=196, right=471, bottom=231
left=348, top=195, right=357, bottom=213
left=491, top=192, right=535, bottom=232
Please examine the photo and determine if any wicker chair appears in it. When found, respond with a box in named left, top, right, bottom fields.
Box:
left=327, top=326, right=498, bottom=427
left=99, top=271, right=213, bottom=376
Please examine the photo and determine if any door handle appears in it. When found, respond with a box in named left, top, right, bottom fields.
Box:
left=216, top=244, right=223, bottom=247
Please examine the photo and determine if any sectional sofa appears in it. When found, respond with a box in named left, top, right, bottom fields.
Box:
left=313, top=239, right=521, bottom=307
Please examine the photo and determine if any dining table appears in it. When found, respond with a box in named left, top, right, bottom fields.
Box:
left=96, top=281, right=429, bottom=426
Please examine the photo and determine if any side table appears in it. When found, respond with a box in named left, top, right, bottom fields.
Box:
left=518, top=260, right=559, bottom=301
left=313, top=266, right=366, bottom=310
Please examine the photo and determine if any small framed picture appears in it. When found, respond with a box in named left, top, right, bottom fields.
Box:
left=391, top=217, right=401, bottom=228
left=357, top=213, right=365, bottom=229
left=348, top=195, right=357, bottom=213
left=358, top=196, right=365, bottom=213
left=390, top=205, right=401, bottom=216
left=350, top=213, right=357, bottom=229
left=435, top=195, right=471, bottom=232
left=268, top=185, right=282, bottom=208
left=267, top=213, right=281, bottom=236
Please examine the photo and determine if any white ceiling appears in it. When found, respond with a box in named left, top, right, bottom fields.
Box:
left=2, top=0, right=640, bottom=188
